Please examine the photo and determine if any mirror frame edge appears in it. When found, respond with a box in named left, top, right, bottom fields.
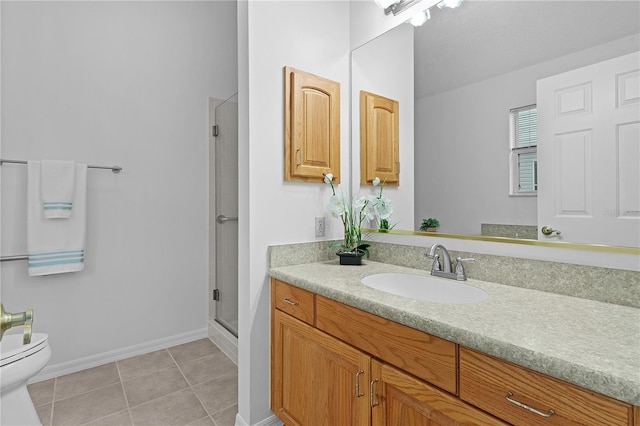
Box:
left=365, top=228, right=640, bottom=255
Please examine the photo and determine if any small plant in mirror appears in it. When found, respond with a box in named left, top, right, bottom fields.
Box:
left=420, top=218, right=440, bottom=232
left=324, top=173, right=371, bottom=260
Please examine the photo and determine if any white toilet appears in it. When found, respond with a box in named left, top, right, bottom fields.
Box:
left=0, top=333, right=51, bottom=426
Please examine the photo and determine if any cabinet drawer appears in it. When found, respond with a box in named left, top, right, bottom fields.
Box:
left=273, top=279, right=315, bottom=325
left=316, top=295, right=457, bottom=394
left=459, top=347, right=633, bottom=426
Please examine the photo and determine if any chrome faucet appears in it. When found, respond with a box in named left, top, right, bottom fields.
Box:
left=426, top=244, right=475, bottom=281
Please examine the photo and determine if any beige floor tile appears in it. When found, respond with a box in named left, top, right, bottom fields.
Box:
left=117, top=349, right=175, bottom=381
left=35, top=402, right=53, bottom=426
left=123, top=365, right=189, bottom=408
left=191, top=374, right=237, bottom=416
left=28, top=378, right=55, bottom=407
left=52, top=383, right=126, bottom=426
left=129, top=389, right=208, bottom=426
left=179, top=352, right=237, bottom=386
left=187, top=416, right=216, bottom=426
left=55, top=363, right=120, bottom=401
left=211, top=404, right=237, bottom=426
left=83, top=410, right=133, bottom=426
left=168, top=339, right=220, bottom=365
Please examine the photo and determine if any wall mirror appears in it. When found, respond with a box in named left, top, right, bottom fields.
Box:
left=352, top=0, right=640, bottom=251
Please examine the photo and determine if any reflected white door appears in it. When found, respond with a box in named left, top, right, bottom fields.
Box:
left=537, top=51, right=640, bottom=247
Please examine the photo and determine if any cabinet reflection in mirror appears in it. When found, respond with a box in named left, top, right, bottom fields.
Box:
left=352, top=0, right=640, bottom=248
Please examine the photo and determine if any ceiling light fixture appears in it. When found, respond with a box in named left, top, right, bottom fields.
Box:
left=437, top=0, right=463, bottom=9
left=376, top=0, right=422, bottom=16
left=408, top=9, right=431, bottom=26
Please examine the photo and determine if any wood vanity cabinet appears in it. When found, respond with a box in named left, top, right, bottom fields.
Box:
left=271, top=279, right=504, bottom=425
left=271, top=279, right=638, bottom=425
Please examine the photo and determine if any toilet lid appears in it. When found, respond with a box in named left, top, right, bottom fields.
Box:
left=0, top=333, right=48, bottom=367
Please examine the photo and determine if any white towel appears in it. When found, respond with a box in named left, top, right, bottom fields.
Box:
left=27, top=161, right=87, bottom=276
left=41, top=160, right=76, bottom=218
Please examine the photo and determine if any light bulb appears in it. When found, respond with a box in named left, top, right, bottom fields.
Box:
left=437, top=0, right=463, bottom=9
left=408, top=9, right=430, bottom=26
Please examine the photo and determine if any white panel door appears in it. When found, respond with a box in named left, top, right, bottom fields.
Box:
left=537, top=51, right=640, bottom=247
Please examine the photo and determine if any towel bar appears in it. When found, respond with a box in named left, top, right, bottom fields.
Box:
left=0, top=159, right=122, bottom=173
left=0, top=255, right=29, bottom=262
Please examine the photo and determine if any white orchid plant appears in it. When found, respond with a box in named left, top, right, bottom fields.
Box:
left=324, top=173, right=371, bottom=257
left=371, top=177, right=394, bottom=231
left=323, top=174, right=395, bottom=256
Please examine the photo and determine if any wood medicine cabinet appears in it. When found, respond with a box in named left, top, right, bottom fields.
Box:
left=360, top=91, right=399, bottom=186
left=284, top=66, right=340, bottom=183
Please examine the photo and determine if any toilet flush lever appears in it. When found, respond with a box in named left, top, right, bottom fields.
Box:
left=0, top=303, right=33, bottom=344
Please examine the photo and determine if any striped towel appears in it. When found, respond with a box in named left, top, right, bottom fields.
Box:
left=41, top=160, right=76, bottom=218
left=27, top=161, right=88, bottom=276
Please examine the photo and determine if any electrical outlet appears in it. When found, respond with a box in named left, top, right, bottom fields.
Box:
left=315, top=216, right=325, bottom=237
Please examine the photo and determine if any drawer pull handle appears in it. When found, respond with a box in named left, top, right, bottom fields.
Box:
left=355, top=370, right=364, bottom=397
left=283, top=298, right=299, bottom=306
left=506, top=392, right=555, bottom=418
left=370, top=379, right=380, bottom=407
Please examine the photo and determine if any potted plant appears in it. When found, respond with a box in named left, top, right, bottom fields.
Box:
left=324, top=173, right=371, bottom=265
left=420, top=218, right=440, bottom=232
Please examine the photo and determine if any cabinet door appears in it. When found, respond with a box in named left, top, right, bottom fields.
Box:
left=284, top=66, right=340, bottom=183
left=360, top=91, right=399, bottom=186
left=272, top=309, right=370, bottom=426
left=371, top=360, right=507, bottom=426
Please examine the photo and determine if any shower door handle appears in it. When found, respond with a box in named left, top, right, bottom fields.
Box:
left=217, top=215, right=238, bottom=224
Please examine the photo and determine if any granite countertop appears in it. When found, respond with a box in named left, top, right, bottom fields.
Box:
left=269, top=260, right=640, bottom=406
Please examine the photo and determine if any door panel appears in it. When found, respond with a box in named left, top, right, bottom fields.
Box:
left=537, top=51, right=640, bottom=246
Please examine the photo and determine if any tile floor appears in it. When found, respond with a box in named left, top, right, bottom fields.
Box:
left=27, top=339, right=238, bottom=426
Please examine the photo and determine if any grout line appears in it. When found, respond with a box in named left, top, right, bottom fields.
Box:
left=49, top=378, right=57, bottom=426
left=168, top=346, right=214, bottom=417
left=115, top=359, right=135, bottom=425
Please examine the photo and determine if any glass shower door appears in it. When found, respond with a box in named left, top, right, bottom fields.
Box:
left=214, top=94, right=238, bottom=337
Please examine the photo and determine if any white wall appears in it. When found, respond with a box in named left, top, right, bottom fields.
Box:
left=1, top=1, right=237, bottom=371
left=237, top=2, right=351, bottom=424
left=352, top=23, right=414, bottom=230
left=415, top=34, right=640, bottom=235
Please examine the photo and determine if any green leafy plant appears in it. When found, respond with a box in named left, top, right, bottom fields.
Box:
left=420, top=218, right=440, bottom=231
left=324, top=173, right=371, bottom=257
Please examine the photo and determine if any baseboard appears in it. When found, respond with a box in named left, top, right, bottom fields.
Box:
left=31, top=328, right=208, bottom=383
left=208, top=320, right=238, bottom=365
left=235, top=413, right=281, bottom=426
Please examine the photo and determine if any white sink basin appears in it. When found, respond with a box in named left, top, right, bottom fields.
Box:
left=361, top=273, right=488, bottom=304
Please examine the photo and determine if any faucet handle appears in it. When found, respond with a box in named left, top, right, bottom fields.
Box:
left=455, top=257, right=476, bottom=281
left=431, top=254, right=441, bottom=272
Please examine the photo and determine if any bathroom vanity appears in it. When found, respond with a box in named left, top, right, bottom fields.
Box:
left=269, top=261, right=640, bottom=425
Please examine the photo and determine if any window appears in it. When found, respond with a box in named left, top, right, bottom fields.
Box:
left=509, top=105, right=537, bottom=196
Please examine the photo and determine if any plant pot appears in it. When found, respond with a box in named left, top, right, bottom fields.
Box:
left=427, top=227, right=437, bottom=232
left=337, top=250, right=365, bottom=265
